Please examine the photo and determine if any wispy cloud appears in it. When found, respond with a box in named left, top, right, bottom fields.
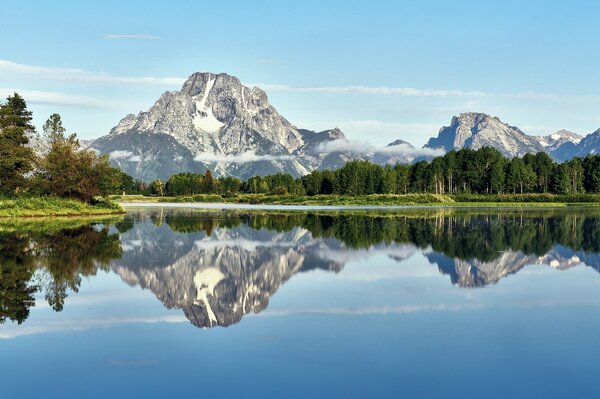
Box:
left=0, top=60, right=184, bottom=85
left=251, top=83, right=487, bottom=97
left=252, top=83, right=600, bottom=103
left=104, top=34, right=158, bottom=40
left=258, top=303, right=484, bottom=317
left=0, top=88, right=124, bottom=109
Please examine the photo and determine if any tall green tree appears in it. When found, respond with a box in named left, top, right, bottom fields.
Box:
left=0, top=93, right=35, bottom=194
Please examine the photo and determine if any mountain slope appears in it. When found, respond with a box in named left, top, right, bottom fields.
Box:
left=424, top=112, right=545, bottom=157
left=563, top=128, right=600, bottom=159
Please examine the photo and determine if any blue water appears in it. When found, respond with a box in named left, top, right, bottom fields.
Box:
left=2, top=207, right=600, bottom=398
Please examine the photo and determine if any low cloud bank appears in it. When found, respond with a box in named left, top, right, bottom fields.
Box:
left=109, top=150, right=141, bottom=162
left=194, top=151, right=294, bottom=164
left=318, top=139, right=445, bottom=157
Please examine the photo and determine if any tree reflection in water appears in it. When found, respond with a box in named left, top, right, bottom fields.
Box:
left=0, top=221, right=122, bottom=324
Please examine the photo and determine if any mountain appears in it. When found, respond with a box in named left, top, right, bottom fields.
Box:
left=91, top=72, right=361, bottom=181
left=535, top=129, right=582, bottom=151
left=552, top=128, right=600, bottom=161
left=424, top=112, right=545, bottom=158
left=535, top=129, right=583, bottom=162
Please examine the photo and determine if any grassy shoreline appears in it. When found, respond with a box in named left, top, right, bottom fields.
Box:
left=112, top=193, right=600, bottom=207
left=0, top=197, right=124, bottom=218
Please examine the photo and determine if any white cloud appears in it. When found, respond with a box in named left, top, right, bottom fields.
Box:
left=109, top=150, right=140, bottom=162
left=104, top=34, right=158, bottom=40
left=194, top=151, right=294, bottom=163
left=0, top=88, right=121, bottom=109
left=317, top=137, right=445, bottom=158
left=316, top=138, right=373, bottom=154
left=0, top=60, right=184, bottom=86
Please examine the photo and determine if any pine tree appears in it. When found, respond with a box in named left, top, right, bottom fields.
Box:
left=0, top=93, right=35, bottom=194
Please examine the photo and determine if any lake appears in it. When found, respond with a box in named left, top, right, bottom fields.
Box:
left=2, top=206, right=600, bottom=398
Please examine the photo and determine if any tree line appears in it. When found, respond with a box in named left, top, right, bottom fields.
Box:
left=145, top=147, right=600, bottom=197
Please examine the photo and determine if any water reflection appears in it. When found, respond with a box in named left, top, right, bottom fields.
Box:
left=0, top=221, right=122, bottom=324
left=2, top=208, right=600, bottom=328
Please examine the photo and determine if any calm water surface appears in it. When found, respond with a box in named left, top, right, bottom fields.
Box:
left=2, top=207, right=600, bottom=398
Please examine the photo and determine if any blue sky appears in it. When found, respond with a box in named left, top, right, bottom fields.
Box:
left=1, top=0, right=600, bottom=146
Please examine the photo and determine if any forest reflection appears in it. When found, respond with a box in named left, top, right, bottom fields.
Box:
left=0, top=220, right=122, bottom=324
left=2, top=208, right=600, bottom=327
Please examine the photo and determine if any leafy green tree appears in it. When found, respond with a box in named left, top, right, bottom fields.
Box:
left=35, top=113, right=121, bottom=203
left=219, top=176, right=242, bottom=195
left=149, top=179, right=165, bottom=196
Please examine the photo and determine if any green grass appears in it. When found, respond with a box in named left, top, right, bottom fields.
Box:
left=0, top=196, right=124, bottom=218
left=0, top=214, right=123, bottom=233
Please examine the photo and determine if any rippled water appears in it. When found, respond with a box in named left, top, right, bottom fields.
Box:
left=2, top=207, right=600, bottom=398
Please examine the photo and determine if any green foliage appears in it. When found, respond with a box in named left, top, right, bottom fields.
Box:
left=149, top=179, right=165, bottom=196
left=30, top=113, right=122, bottom=203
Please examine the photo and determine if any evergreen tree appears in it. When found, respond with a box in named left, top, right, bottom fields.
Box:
left=0, top=93, right=35, bottom=194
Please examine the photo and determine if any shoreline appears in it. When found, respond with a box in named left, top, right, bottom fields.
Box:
left=119, top=201, right=599, bottom=210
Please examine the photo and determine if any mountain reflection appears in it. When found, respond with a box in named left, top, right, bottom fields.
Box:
left=2, top=208, right=600, bottom=328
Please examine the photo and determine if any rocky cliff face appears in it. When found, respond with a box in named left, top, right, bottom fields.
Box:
left=556, top=128, right=600, bottom=160
left=424, top=112, right=545, bottom=158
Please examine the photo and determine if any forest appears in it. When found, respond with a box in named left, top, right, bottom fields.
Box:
left=135, top=147, right=600, bottom=198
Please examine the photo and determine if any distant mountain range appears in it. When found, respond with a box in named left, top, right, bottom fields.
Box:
left=86, top=71, right=600, bottom=181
